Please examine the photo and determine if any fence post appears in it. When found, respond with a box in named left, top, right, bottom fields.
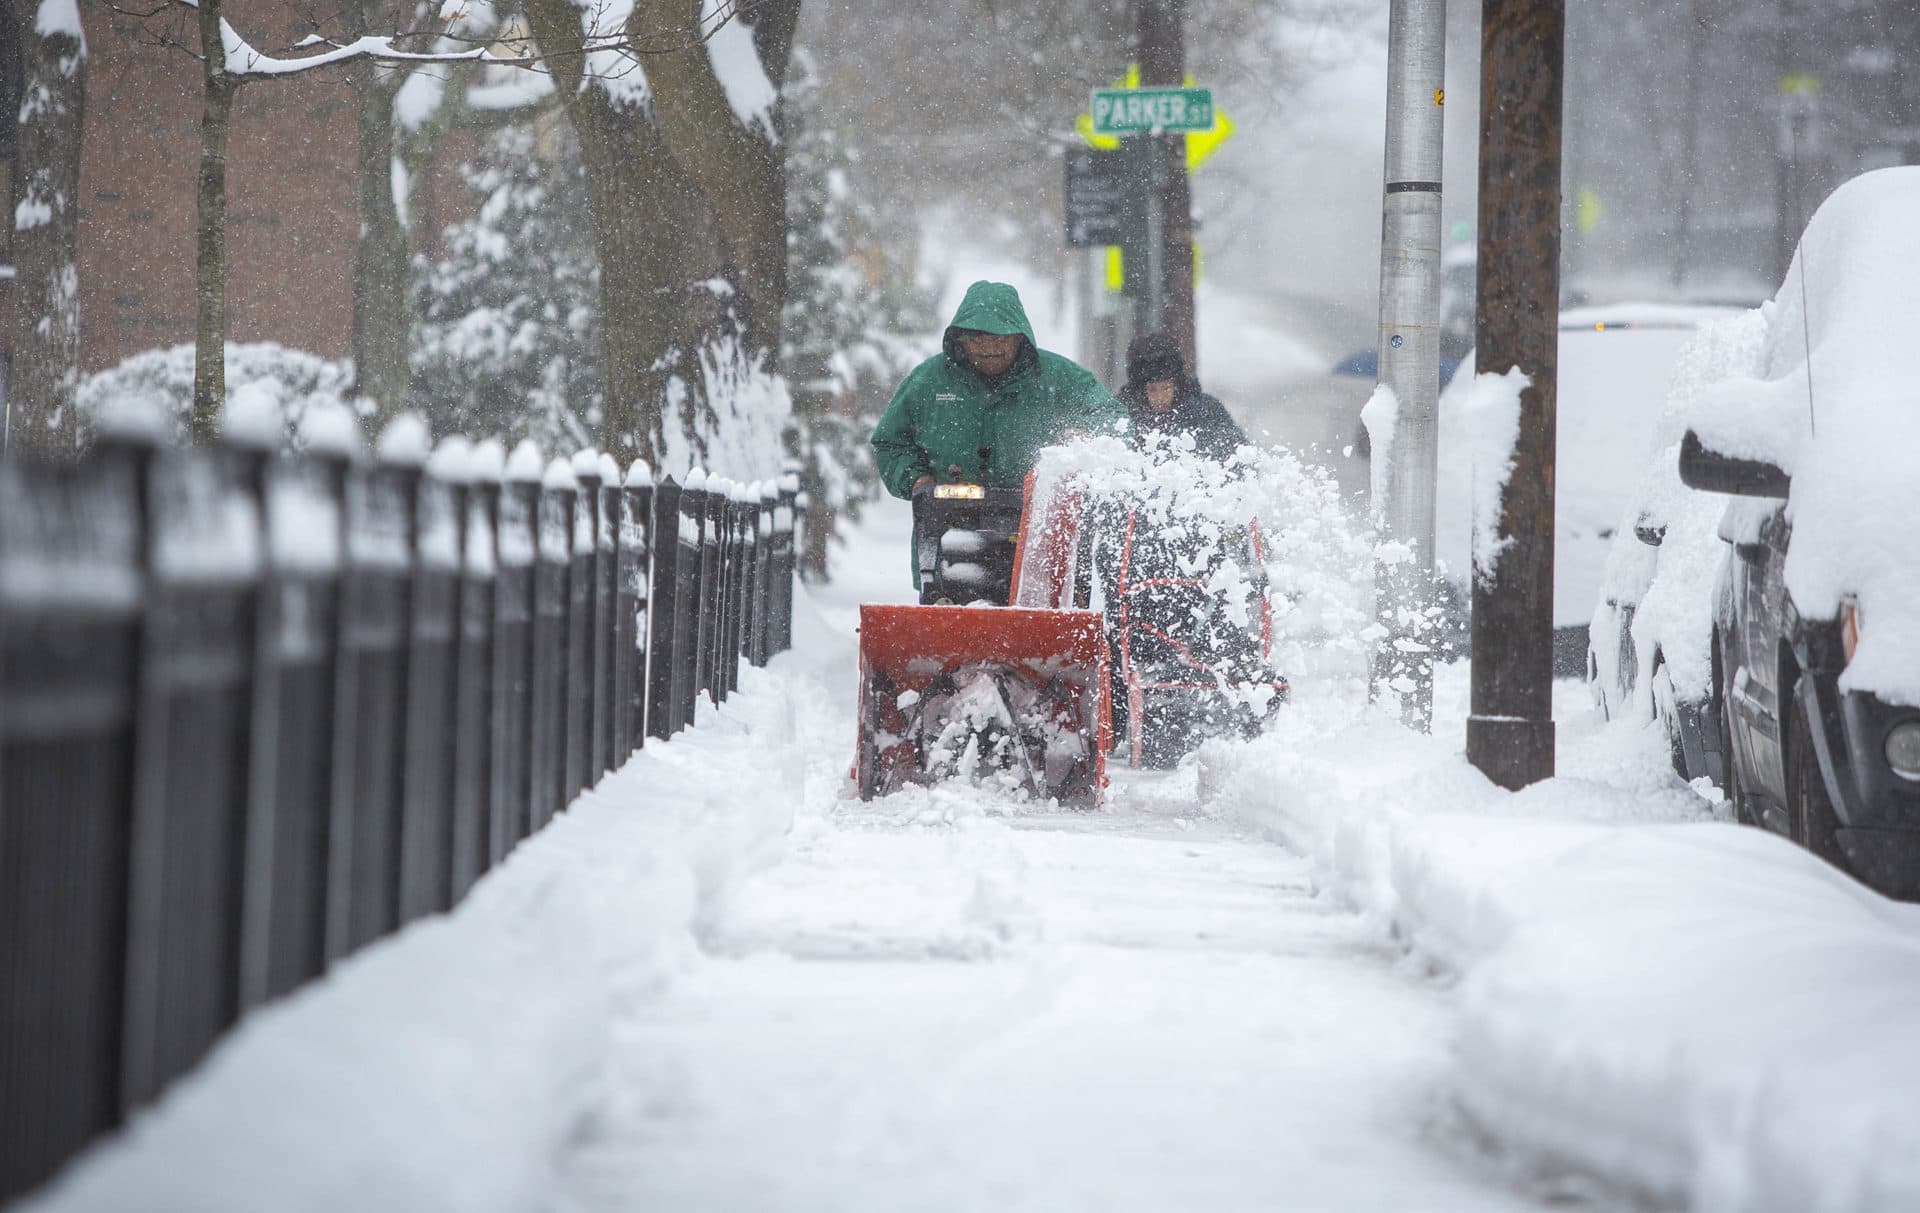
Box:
left=753, top=481, right=776, bottom=665
left=675, top=470, right=707, bottom=730
left=616, top=461, right=653, bottom=757
left=699, top=476, right=727, bottom=704
left=392, top=418, right=460, bottom=927
left=721, top=483, right=744, bottom=690
left=774, top=471, right=801, bottom=656
left=455, top=441, right=504, bottom=894
left=707, top=477, right=732, bottom=705
left=565, top=454, right=597, bottom=803
left=0, top=444, right=145, bottom=1202
left=239, top=428, right=352, bottom=1007
left=226, top=414, right=278, bottom=1018
left=325, top=420, right=419, bottom=964
left=647, top=473, right=682, bottom=740
left=493, top=442, right=543, bottom=860
left=121, top=436, right=266, bottom=1109
left=593, top=454, right=621, bottom=777
left=739, top=481, right=761, bottom=670
left=531, top=459, right=573, bottom=831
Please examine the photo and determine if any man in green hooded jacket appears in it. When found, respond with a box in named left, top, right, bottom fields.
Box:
left=870, top=281, right=1128, bottom=502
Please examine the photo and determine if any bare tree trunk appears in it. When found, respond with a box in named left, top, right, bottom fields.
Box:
left=192, top=0, right=238, bottom=443
left=8, top=1, right=87, bottom=462
left=634, top=0, right=798, bottom=356
left=351, top=61, right=412, bottom=427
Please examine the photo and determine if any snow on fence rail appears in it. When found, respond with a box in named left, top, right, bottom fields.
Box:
left=0, top=411, right=803, bottom=1204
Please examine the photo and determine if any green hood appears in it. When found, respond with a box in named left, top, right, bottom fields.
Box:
left=942, top=281, right=1038, bottom=367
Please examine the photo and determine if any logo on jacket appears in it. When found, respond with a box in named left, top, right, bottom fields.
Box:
left=935, top=393, right=961, bottom=402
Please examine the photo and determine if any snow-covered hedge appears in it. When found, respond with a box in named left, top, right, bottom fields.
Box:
left=77, top=343, right=359, bottom=449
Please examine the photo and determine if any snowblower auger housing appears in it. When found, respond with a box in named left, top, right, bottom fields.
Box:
left=856, top=474, right=1110, bottom=806
left=855, top=604, right=1110, bottom=806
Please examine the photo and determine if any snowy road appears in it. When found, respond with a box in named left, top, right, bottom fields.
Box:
left=548, top=782, right=1555, bottom=1213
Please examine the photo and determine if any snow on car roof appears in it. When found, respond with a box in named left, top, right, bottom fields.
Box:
left=1690, top=165, right=1920, bottom=705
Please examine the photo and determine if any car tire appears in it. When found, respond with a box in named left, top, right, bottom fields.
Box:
left=1787, top=698, right=1847, bottom=866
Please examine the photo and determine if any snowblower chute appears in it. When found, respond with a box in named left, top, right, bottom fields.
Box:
left=854, top=474, right=1110, bottom=806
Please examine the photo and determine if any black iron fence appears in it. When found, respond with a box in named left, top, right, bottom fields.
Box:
left=0, top=418, right=802, bottom=1202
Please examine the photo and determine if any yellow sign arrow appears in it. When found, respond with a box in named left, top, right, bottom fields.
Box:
left=1076, top=65, right=1234, bottom=172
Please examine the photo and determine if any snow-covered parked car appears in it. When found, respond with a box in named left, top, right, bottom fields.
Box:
left=1438, top=303, right=1738, bottom=675
left=1586, top=307, right=1769, bottom=784
left=1678, top=166, right=1920, bottom=898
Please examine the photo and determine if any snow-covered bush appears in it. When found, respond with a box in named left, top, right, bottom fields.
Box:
left=412, top=124, right=599, bottom=455
left=77, top=343, right=358, bottom=448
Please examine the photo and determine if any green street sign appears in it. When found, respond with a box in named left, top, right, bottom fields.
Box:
left=1090, top=86, right=1213, bottom=135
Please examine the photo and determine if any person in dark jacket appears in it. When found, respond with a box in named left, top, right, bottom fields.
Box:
left=1119, top=331, right=1247, bottom=461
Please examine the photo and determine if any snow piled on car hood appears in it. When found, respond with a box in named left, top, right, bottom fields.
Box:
left=1687, top=166, right=1920, bottom=704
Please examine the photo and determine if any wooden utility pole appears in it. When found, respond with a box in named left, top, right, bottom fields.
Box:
left=1466, top=0, right=1564, bottom=790
left=1136, top=0, right=1197, bottom=372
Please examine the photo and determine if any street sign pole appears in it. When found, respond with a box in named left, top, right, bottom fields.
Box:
left=1372, top=0, right=1446, bottom=730
left=1136, top=0, right=1196, bottom=369
left=1467, top=0, right=1564, bottom=791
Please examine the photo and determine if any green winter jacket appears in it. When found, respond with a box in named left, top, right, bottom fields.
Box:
left=870, top=281, right=1128, bottom=500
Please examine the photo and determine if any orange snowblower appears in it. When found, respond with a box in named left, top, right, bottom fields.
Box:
left=854, top=473, right=1110, bottom=806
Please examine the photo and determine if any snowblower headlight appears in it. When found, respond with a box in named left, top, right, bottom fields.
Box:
left=933, top=483, right=987, bottom=500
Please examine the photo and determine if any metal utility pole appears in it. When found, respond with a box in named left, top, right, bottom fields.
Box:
left=1466, top=0, right=1564, bottom=791
left=1136, top=0, right=1197, bottom=371
left=1373, top=0, right=1447, bottom=729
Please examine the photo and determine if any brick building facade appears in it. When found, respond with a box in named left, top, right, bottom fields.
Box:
left=77, top=3, right=365, bottom=372
left=5, top=3, right=474, bottom=392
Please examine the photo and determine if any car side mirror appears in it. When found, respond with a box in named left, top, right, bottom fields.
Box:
left=1678, top=430, right=1790, bottom=498
left=1715, top=501, right=1774, bottom=563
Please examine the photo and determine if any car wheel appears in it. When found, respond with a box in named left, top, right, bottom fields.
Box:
left=1650, top=663, right=1688, bottom=782
left=1787, top=698, right=1847, bottom=866
left=1718, top=655, right=1758, bottom=826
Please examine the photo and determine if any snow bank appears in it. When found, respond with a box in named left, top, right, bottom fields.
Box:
left=1201, top=671, right=1920, bottom=1212
left=20, top=664, right=820, bottom=1213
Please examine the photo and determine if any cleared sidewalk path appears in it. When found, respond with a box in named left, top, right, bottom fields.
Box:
left=545, top=771, right=1565, bottom=1212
